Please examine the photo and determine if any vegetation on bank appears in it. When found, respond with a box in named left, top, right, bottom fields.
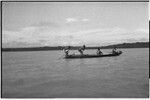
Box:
left=2, top=42, right=149, bottom=52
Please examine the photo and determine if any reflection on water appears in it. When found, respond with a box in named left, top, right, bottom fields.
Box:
left=2, top=48, right=149, bottom=98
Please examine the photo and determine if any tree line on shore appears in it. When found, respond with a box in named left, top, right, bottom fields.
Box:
left=2, top=42, right=149, bottom=52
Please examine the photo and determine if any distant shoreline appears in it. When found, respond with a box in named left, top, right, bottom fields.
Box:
left=2, top=42, right=149, bottom=52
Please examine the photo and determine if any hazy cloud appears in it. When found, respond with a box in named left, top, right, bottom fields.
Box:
left=81, top=18, right=89, bottom=22
left=2, top=27, right=149, bottom=47
left=66, top=18, right=89, bottom=23
left=66, top=18, right=78, bottom=23
left=31, top=21, right=61, bottom=28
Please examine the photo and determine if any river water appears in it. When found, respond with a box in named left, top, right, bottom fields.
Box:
left=2, top=48, right=149, bottom=98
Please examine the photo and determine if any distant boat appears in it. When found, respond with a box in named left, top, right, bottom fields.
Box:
left=64, top=51, right=122, bottom=59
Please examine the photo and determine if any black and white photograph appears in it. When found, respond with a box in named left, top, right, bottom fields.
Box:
left=1, top=0, right=149, bottom=98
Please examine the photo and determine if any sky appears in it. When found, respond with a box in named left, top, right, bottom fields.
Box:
left=2, top=2, right=149, bottom=47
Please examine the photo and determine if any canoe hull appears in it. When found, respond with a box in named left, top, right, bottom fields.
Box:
left=64, top=51, right=122, bottom=59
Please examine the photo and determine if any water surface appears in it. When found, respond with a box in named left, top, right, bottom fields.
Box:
left=2, top=48, right=149, bottom=98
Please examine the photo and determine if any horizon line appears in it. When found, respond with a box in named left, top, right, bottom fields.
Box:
left=2, top=41, right=149, bottom=48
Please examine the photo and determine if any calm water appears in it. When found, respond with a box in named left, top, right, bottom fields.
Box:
left=2, top=48, right=149, bottom=98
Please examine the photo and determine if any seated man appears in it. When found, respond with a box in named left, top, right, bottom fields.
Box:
left=63, top=46, right=70, bottom=56
left=112, top=47, right=117, bottom=54
left=97, top=48, right=103, bottom=55
left=78, top=48, right=83, bottom=55
left=78, top=45, right=86, bottom=55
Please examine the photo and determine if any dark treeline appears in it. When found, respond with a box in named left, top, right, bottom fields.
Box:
left=2, top=42, right=149, bottom=52
left=100, top=42, right=149, bottom=49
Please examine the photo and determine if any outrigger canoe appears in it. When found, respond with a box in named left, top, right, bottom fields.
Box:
left=64, top=51, right=122, bottom=59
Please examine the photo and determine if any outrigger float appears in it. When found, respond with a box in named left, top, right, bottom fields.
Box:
left=64, top=51, right=122, bottom=59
